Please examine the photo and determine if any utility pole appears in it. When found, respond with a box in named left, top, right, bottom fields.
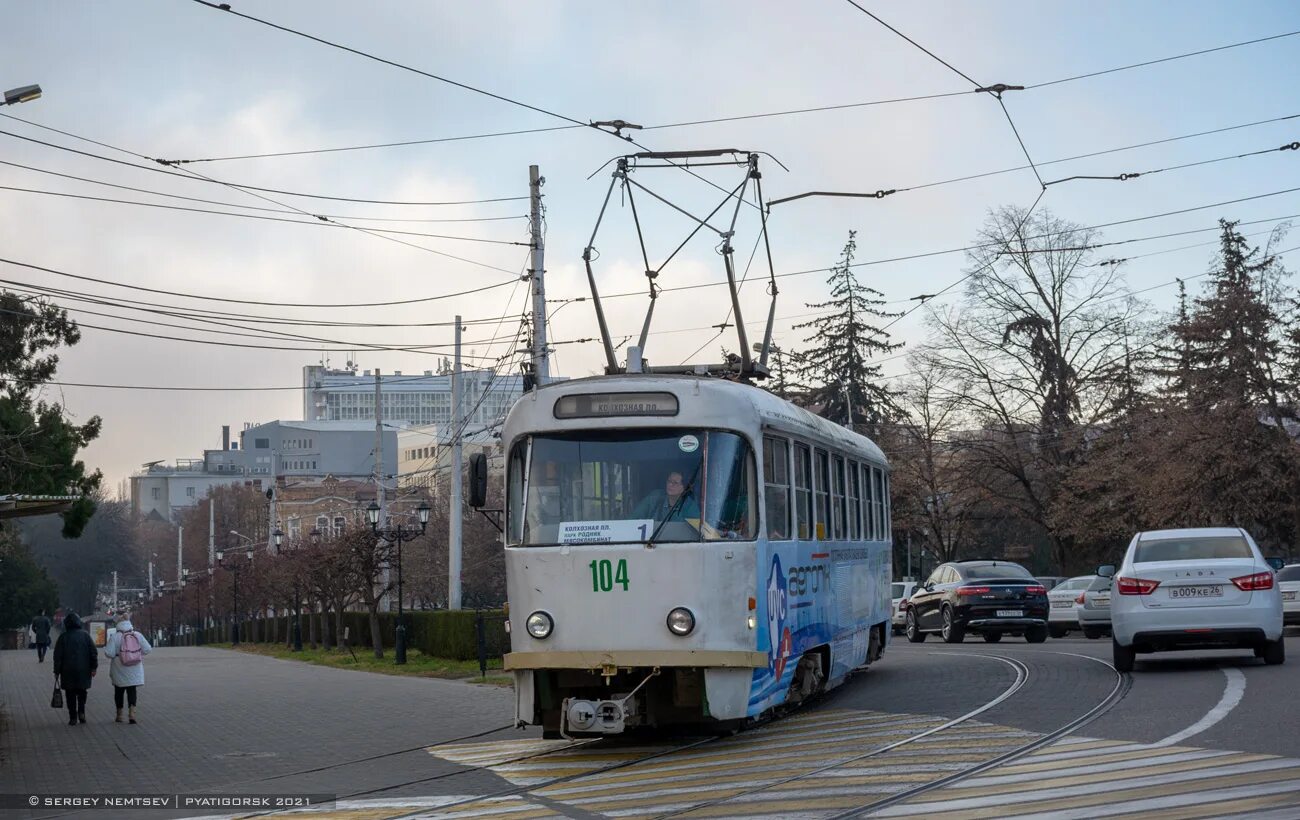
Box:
left=449, top=316, right=463, bottom=610
left=112, top=570, right=118, bottom=615
left=148, top=560, right=154, bottom=600
left=529, top=165, right=549, bottom=385
left=177, top=526, right=183, bottom=586
left=267, top=451, right=278, bottom=552
left=374, top=368, right=389, bottom=611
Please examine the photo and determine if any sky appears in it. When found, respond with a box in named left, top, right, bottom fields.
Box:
left=3, top=0, right=1299, bottom=492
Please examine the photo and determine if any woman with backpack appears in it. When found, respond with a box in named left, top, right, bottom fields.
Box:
left=104, top=618, right=152, bottom=724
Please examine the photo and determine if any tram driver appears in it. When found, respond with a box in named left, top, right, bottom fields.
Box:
left=632, top=470, right=701, bottom=522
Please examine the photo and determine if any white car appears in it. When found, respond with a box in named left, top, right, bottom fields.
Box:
left=1280, top=564, right=1300, bottom=627
left=1047, top=575, right=1096, bottom=638
left=891, top=581, right=918, bottom=635
left=1107, top=527, right=1285, bottom=672
left=1076, top=575, right=1112, bottom=639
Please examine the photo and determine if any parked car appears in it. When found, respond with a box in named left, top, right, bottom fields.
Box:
left=1076, top=575, right=1112, bottom=638
left=1108, top=527, right=1285, bottom=672
left=904, top=560, right=1049, bottom=644
left=1047, top=575, right=1097, bottom=638
left=891, top=581, right=919, bottom=635
left=1279, top=564, right=1300, bottom=627
left=1035, top=576, right=1067, bottom=592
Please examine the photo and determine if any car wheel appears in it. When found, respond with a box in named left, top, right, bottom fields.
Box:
left=1113, top=639, right=1136, bottom=673
left=1082, top=627, right=1103, bottom=640
left=982, top=632, right=1002, bottom=643
left=905, top=610, right=926, bottom=643
left=1025, top=625, right=1048, bottom=643
left=941, top=607, right=966, bottom=643
left=1261, top=638, right=1286, bottom=665
left=1048, top=624, right=1067, bottom=639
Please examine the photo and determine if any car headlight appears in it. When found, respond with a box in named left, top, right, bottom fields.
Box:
left=525, top=611, right=553, bottom=639
left=666, top=607, right=695, bottom=636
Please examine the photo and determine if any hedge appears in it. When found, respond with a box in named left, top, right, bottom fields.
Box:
left=171, top=609, right=510, bottom=661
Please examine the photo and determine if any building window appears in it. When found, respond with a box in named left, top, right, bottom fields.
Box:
left=186, top=486, right=196, bottom=498
left=288, top=517, right=301, bottom=542
left=254, top=438, right=270, bottom=449
left=333, top=516, right=346, bottom=536
left=151, top=487, right=161, bottom=501
left=316, top=516, right=329, bottom=534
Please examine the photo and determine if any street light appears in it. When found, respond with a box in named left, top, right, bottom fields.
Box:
left=369, top=500, right=431, bottom=664
left=2, top=84, right=41, bottom=106
left=217, top=544, right=255, bottom=645
left=274, top=528, right=305, bottom=652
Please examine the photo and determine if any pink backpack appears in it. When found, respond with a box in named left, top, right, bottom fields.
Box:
left=119, top=631, right=143, bottom=666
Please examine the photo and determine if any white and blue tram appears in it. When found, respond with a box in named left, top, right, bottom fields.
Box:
left=500, top=375, right=893, bottom=737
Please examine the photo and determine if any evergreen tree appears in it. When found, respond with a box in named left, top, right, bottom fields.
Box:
left=793, top=231, right=902, bottom=428
left=0, top=291, right=102, bottom=536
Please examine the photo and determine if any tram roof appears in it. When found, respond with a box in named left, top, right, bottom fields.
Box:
left=514, top=374, right=887, bottom=465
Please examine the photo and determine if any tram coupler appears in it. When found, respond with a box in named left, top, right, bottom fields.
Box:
left=560, top=667, right=661, bottom=737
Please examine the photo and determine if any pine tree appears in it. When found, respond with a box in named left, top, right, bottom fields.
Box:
left=793, top=231, right=903, bottom=429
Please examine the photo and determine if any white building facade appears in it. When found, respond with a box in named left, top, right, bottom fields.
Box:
left=302, top=365, right=525, bottom=427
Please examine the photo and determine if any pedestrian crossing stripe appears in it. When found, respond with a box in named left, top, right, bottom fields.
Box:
left=198, top=708, right=1300, bottom=819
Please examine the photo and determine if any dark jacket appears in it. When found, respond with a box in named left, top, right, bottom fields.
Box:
left=52, top=614, right=98, bottom=690
left=31, top=615, right=52, bottom=645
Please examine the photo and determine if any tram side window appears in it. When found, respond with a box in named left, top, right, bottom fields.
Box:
left=814, top=449, right=830, bottom=540
left=831, top=455, right=846, bottom=540
left=793, top=443, right=812, bottom=540
left=763, top=436, right=791, bottom=541
left=872, top=466, right=886, bottom=540
left=861, top=463, right=874, bottom=540
left=883, top=470, right=892, bottom=539
left=847, top=460, right=861, bottom=540
left=506, top=440, right=526, bottom=545
left=704, top=434, right=756, bottom=541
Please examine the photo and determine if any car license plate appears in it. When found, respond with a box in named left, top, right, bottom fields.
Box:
left=1170, top=585, right=1222, bottom=598
left=997, top=610, right=1023, bottom=617
left=1284, top=591, right=1297, bottom=601
left=1095, top=596, right=1110, bottom=605
left=1051, top=600, right=1073, bottom=608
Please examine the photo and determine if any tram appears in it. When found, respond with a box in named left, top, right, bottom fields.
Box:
left=497, top=374, right=893, bottom=737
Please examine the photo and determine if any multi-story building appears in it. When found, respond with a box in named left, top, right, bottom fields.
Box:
left=131, top=420, right=403, bottom=522
left=396, top=425, right=501, bottom=494
left=302, top=365, right=526, bottom=428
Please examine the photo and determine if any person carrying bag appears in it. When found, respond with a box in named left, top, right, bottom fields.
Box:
left=51, top=613, right=96, bottom=726
left=104, top=618, right=152, bottom=724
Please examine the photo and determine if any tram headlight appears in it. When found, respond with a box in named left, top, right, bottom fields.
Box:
left=525, top=611, right=554, bottom=639
left=666, top=607, right=696, bottom=636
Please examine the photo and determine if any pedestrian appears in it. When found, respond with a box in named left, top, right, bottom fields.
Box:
left=31, top=611, right=53, bottom=663
left=103, top=617, right=152, bottom=724
left=51, top=612, right=97, bottom=726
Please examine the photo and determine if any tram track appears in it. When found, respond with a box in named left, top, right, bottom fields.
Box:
left=826, top=651, right=1131, bottom=818
left=370, top=679, right=851, bottom=820
left=648, top=653, right=1032, bottom=819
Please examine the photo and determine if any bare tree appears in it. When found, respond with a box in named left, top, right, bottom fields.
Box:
left=921, top=206, right=1143, bottom=571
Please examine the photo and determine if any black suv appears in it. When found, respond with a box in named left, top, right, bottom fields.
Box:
left=903, top=560, right=1050, bottom=643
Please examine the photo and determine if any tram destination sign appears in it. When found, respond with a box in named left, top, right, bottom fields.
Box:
left=554, top=391, right=679, bottom=419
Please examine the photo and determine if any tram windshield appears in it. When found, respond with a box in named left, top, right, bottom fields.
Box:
left=509, top=429, right=756, bottom=546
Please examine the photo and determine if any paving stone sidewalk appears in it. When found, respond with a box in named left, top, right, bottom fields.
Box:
left=0, top=646, right=525, bottom=819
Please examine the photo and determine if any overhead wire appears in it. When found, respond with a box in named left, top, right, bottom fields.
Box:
left=0, top=256, right=519, bottom=309
left=0, top=157, right=528, bottom=223
left=0, top=116, right=528, bottom=278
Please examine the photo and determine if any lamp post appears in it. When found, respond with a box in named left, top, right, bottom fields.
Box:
left=274, top=528, right=304, bottom=652
left=216, top=544, right=254, bottom=645
left=1, top=84, right=41, bottom=106
left=368, top=500, right=430, bottom=665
